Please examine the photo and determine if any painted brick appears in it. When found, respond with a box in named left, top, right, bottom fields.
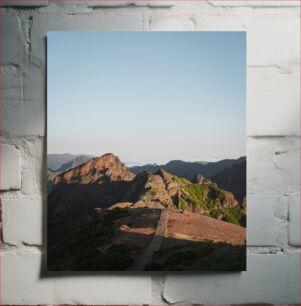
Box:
left=85, top=0, right=174, bottom=7
left=151, top=275, right=164, bottom=304
left=1, top=65, right=22, bottom=102
left=31, top=13, right=142, bottom=65
left=248, top=66, right=300, bottom=136
left=2, top=21, right=44, bottom=137
left=0, top=0, right=48, bottom=6
left=22, top=66, right=45, bottom=136
left=2, top=13, right=24, bottom=65
left=148, top=1, right=175, bottom=7
left=193, top=12, right=300, bottom=67
left=2, top=65, right=45, bottom=136
left=247, top=195, right=286, bottom=246
left=247, top=137, right=299, bottom=197
left=2, top=198, right=44, bottom=246
left=19, top=137, right=44, bottom=196
left=288, top=193, right=300, bottom=246
left=207, top=0, right=300, bottom=7
left=163, top=253, right=300, bottom=304
left=86, top=1, right=140, bottom=7
left=149, top=15, right=194, bottom=31
left=0, top=143, right=21, bottom=191
left=86, top=1, right=148, bottom=7
left=50, top=0, right=150, bottom=7
left=2, top=251, right=151, bottom=304
left=247, top=14, right=299, bottom=67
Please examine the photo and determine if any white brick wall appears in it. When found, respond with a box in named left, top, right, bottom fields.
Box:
left=248, top=66, right=300, bottom=136
left=0, top=143, right=21, bottom=191
left=0, top=0, right=49, bottom=6
left=0, top=0, right=300, bottom=304
left=2, top=251, right=151, bottom=304
left=2, top=198, right=44, bottom=246
left=162, top=253, right=300, bottom=304
left=2, top=13, right=25, bottom=65
left=289, top=192, right=300, bottom=246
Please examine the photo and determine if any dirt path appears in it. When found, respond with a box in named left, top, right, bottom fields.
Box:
left=130, top=209, right=168, bottom=270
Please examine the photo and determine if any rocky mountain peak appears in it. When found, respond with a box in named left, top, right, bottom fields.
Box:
left=53, top=153, right=135, bottom=185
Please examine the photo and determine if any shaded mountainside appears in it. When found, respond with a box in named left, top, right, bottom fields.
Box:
left=211, top=159, right=246, bottom=204
left=48, top=153, right=246, bottom=226
left=130, top=157, right=246, bottom=181
left=48, top=154, right=135, bottom=224
left=47, top=169, right=60, bottom=193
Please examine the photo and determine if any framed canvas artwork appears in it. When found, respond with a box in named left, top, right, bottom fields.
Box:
left=47, top=32, right=246, bottom=271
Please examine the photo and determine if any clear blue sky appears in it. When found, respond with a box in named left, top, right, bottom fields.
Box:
left=48, top=32, right=246, bottom=166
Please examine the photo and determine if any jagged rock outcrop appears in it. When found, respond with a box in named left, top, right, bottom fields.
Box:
left=132, top=172, right=172, bottom=209
left=156, top=169, right=182, bottom=197
left=121, top=171, right=174, bottom=209
left=193, top=175, right=211, bottom=185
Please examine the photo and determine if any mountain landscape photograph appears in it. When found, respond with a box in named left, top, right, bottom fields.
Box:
left=47, top=32, right=246, bottom=271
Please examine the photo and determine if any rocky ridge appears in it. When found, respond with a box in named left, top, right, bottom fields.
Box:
left=48, top=153, right=246, bottom=226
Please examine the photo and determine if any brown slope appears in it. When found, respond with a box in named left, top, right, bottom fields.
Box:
left=144, top=209, right=246, bottom=271
left=165, top=210, right=246, bottom=246
left=129, top=209, right=246, bottom=270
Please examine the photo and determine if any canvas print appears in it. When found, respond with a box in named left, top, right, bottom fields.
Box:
left=47, top=32, right=246, bottom=271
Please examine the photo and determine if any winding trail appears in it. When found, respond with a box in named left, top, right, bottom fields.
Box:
left=131, top=209, right=168, bottom=270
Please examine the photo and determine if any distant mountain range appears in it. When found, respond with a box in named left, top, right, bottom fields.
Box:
left=130, top=157, right=246, bottom=180
left=48, top=153, right=94, bottom=171
left=48, top=153, right=245, bottom=180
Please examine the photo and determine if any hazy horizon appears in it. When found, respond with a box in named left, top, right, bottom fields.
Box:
left=47, top=151, right=246, bottom=167
left=48, top=32, right=246, bottom=165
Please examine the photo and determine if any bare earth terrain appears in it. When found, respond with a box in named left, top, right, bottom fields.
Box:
left=165, top=210, right=246, bottom=245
